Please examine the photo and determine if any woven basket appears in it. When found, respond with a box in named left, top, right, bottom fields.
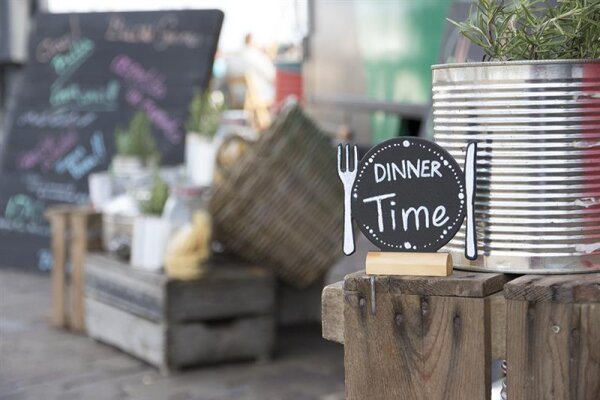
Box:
left=209, top=105, right=343, bottom=288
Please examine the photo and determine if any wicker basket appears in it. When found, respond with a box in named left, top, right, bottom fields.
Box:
left=209, top=105, right=343, bottom=288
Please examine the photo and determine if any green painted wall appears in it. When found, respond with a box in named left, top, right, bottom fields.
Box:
left=353, top=0, right=453, bottom=142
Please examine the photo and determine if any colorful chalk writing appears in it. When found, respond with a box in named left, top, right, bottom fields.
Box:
left=37, top=249, right=53, bottom=272
left=125, top=87, right=182, bottom=144
left=1, top=194, right=49, bottom=237
left=105, top=14, right=205, bottom=50
left=17, top=110, right=97, bottom=128
left=22, top=175, right=88, bottom=203
left=49, top=80, right=120, bottom=110
left=54, top=131, right=106, bottom=179
left=36, top=32, right=74, bottom=63
left=50, top=38, right=95, bottom=88
left=111, top=54, right=166, bottom=98
left=18, top=131, right=78, bottom=172
left=4, top=194, right=45, bottom=225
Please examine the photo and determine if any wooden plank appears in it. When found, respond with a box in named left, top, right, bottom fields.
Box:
left=168, top=264, right=275, bottom=322
left=48, top=212, right=68, bottom=328
left=489, top=292, right=506, bottom=360
left=345, top=270, right=509, bottom=298
left=344, top=273, right=492, bottom=400
left=86, top=254, right=167, bottom=322
left=168, top=315, right=275, bottom=368
left=70, top=213, right=88, bottom=332
left=365, top=252, right=452, bottom=277
left=85, top=296, right=166, bottom=368
left=86, top=253, right=275, bottom=323
left=321, top=281, right=344, bottom=344
left=86, top=296, right=275, bottom=371
left=506, top=300, right=600, bottom=400
left=504, top=273, right=600, bottom=303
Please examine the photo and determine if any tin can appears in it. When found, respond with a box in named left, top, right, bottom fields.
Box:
left=432, top=59, right=600, bottom=273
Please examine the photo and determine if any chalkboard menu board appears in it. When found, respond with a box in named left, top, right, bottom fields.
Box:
left=0, top=10, right=223, bottom=269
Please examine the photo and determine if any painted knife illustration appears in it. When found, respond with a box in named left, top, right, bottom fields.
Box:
left=337, top=144, right=358, bottom=255
left=464, top=142, right=478, bottom=260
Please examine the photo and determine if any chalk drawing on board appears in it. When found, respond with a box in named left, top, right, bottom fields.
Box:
left=464, top=141, right=478, bottom=260
left=337, top=144, right=358, bottom=256
left=343, top=137, right=475, bottom=255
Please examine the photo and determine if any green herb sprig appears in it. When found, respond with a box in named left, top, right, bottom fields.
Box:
left=115, top=111, right=158, bottom=163
left=185, top=90, right=224, bottom=138
left=139, top=173, right=169, bottom=216
left=449, top=0, right=600, bottom=61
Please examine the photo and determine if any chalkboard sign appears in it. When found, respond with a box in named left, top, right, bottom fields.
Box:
left=0, top=174, right=88, bottom=270
left=0, top=10, right=223, bottom=269
left=351, top=138, right=466, bottom=252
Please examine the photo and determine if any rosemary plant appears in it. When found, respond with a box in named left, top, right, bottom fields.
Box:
left=140, top=173, right=169, bottom=216
left=185, top=90, right=224, bottom=138
left=449, top=0, right=600, bottom=61
left=115, top=111, right=158, bottom=164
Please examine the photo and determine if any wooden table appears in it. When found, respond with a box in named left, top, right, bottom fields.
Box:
left=322, top=270, right=600, bottom=400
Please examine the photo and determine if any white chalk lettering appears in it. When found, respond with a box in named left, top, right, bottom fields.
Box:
left=432, top=205, right=449, bottom=227
left=402, top=206, right=429, bottom=231
left=373, top=159, right=443, bottom=182
left=363, top=193, right=396, bottom=232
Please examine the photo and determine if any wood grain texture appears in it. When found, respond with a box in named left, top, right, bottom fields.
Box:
left=86, top=297, right=275, bottom=371
left=70, top=213, right=88, bottom=332
left=344, top=274, right=492, bottom=400
left=168, top=265, right=275, bottom=322
left=168, top=315, right=275, bottom=367
left=506, top=300, right=600, bottom=400
left=86, top=253, right=166, bottom=322
left=86, top=296, right=165, bottom=367
left=504, top=273, right=600, bottom=303
left=489, top=292, right=506, bottom=360
left=48, top=213, right=67, bottom=328
left=366, top=251, right=452, bottom=277
left=85, top=253, right=275, bottom=323
left=321, top=281, right=344, bottom=344
left=344, top=270, right=509, bottom=298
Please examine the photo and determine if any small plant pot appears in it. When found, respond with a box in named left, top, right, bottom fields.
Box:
left=111, top=155, right=144, bottom=177
left=131, top=215, right=171, bottom=272
left=186, top=133, right=217, bottom=186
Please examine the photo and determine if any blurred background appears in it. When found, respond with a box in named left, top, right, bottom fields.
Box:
left=0, top=1, right=481, bottom=399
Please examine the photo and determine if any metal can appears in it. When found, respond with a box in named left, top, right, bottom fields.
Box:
left=432, top=59, right=600, bottom=273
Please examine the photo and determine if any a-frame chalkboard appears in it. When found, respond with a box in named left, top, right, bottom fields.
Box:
left=0, top=10, right=223, bottom=269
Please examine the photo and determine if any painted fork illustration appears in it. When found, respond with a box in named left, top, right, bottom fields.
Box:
left=337, top=144, right=358, bottom=255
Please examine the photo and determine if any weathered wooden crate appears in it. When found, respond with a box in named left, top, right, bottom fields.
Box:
left=322, top=270, right=600, bottom=400
left=45, top=206, right=102, bottom=332
left=85, top=253, right=276, bottom=372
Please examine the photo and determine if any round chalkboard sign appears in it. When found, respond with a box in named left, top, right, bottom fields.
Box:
left=352, top=138, right=466, bottom=252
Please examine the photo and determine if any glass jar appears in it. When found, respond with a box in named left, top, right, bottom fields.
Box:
left=162, top=185, right=207, bottom=230
left=162, top=185, right=212, bottom=279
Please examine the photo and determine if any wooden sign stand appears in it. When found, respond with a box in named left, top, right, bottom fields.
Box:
left=366, top=251, right=453, bottom=277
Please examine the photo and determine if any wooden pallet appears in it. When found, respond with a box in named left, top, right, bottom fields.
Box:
left=85, top=253, right=276, bottom=372
left=322, top=270, right=600, bottom=400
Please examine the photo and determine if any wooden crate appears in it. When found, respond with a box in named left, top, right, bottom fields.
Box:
left=322, top=271, right=600, bottom=400
left=45, top=206, right=102, bottom=332
left=85, top=253, right=276, bottom=372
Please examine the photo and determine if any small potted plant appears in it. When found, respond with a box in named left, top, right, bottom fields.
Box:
left=185, top=89, right=224, bottom=186
left=112, top=111, right=158, bottom=178
left=130, top=172, right=171, bottom=272
left=433, top=0, right=600, bottom=273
